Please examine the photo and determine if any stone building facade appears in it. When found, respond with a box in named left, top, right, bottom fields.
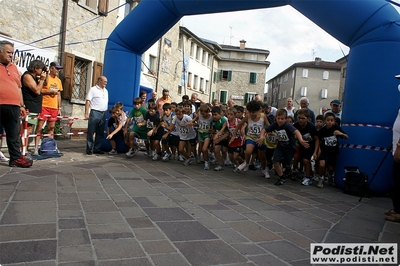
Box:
left=266, top=58, right=341, bottom=114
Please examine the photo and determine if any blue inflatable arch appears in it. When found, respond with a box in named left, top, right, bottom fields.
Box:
left=104, top=0, right=400, bottom=194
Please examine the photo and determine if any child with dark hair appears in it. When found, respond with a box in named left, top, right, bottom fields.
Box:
left=265, top=108, right=310, bottom=186
left=224, top=107, right=244, bottom=170
left=293, top=108, right=319, bottom=186
left=160, top=103, right=175, bottom=161
left=315, top=115, right=324, bottom=130
left=169, top=106, right=197, bottom=166
left=231, top=100, right=270, bottom=178
left=315, top=112, right=348, bottom=188
left=106, top=103, right=127, bottom=155
left=211, top=106, right=229, bottom=171
left=124, top=97, right=148, bottom=157
left=145, top=103, right=164, bottom=160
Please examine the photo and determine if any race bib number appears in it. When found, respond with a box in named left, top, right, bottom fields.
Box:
left=276, top=129, right=289, bottom=142
left=324, top=136, right=337, bottom=147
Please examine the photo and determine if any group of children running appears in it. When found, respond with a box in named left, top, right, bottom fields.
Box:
left=106, top=97, right=348, bottom=189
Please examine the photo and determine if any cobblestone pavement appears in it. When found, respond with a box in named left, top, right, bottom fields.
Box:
left=0, top=139, right=399, bottom=266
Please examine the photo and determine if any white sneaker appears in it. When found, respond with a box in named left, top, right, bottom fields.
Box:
left=162, top=153, right=171, bottom=161
left=317, top=177, right=324, bottom=188
left=262, top=168, right=270, bottom=178
left=204, top=161, right=210, bottom=170
left=178, top=154, right=185, bottom=162
left=237, top=162, right=248, bottom=171
left=126, top=149, right=135, bottom=157
left=108, top=149, right=117, bottom=155
left=214, top=165, right=224, bottom=171
left=0, top=151, right=9, bottom=162
left=196, top=156, right=202, bottom=164
left=183, top=158, right=192, bottom=166
left=152, top=153, right=160, bottom=161
left=302, top=177, right=312, bottom=186
left=224, top=159, right=233, bottom=167
left=33, top=147, right=39, bottom=156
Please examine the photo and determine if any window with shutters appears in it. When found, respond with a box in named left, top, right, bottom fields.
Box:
left=61, top=52, right=103, bottom=104
left=75, top=0, right=109, bottom=15
left=219, top=90, right=228, bottom=104
left=220, top=70, right=232, bottom=81
left=244, top=92, right=256, bottom=105
left=249, top=72, right=257, bottom=84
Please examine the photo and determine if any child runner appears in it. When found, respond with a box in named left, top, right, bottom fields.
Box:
left=160, top=103, right=175, bottom=161
left=315, top=112, right=348, bottom=188
left=144, top=103, right=164, bottom=160
left=124, top=97, right=148, bottom=157
left=211, top=106, right=229, bottom=171
left=264, top=108, right=310, bottom=186
left=224, top=107, right=244, bottom=171
left=231, top=100, right=270, bottom=178
left=106, top=103, right=127, bottom=154
left=170, top=106, right=197, bottom=166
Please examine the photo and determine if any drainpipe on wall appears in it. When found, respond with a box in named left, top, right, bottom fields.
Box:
left=60, top=0, right=68, bottom=64
left=155, top=38, right=163, bottom=92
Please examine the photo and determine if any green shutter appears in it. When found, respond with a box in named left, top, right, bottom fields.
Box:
left=244, top=92, right=249, bottom=104
left=220, top=90, right=227, bottom=103
left=220, top=70, right=223, bottom=81
left=211, top=91, right=215, bottom=102
left=213, top=72, right=217, bottom=83
left=250, top=72, right=257, bottom=83
left=228, top=71, right=232, bottom=81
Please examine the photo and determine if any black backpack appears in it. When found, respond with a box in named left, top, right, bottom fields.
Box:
left=343, top=166, right=369, bottom=197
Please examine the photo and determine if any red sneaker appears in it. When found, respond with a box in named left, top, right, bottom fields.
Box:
left=9, top=157, right=32, bottom=168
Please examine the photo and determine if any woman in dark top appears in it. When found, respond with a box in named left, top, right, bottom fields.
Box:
left=21, top=60, right=47, bottom=137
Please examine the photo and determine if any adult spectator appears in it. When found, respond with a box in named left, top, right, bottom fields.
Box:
left=34, top=61, right=63, bottom=155
left=21, top=59, right=47, bottom=139
left=151, top=91, right=158, bottom=102
left=294, top=97, right=316, bottom=124
left=190, top=93, right=205, bottom=111
left=325, top=99, right=342, bottom=119
left=0, top=40, right=31, bottom=167
left=211, top=99, right=219, bottom=107
left=321, top=106, right=328, bottom=116
left=284, top=97, right=296, bottom=117
left=227, top=99, right=235, bottom=108
left=156, top=88, right=172, bottom=115
left=85, top=76, right=109, bottom=155
left=254, top=94, right=263, bottom=102
left=139, top=90, right=147, bottom=105
left=179, top=95, right=195, bottom=113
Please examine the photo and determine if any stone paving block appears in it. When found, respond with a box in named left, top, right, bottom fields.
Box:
left=278, top=231, right=315, bottom=249
left=12, top=191, right=57, bottom=201
left=258, top=220, right=291, bottom=233
left=58, top=196, right=81, bottom=205
left=59, top=218, right=86, bottom=229
left=235, top=198, right=277, bottom=212
left=58, top=204, right=82, bottom=211
left=57, top=210, right=83, bottom=219
left=247, top=254, right=289, bottom=266
left=133, top=227, right=166, bottom=241
left=125, top=187, right=161, bottom=197
left=0, top=223, right=56, bottom=242
left=77, top=192, right=110, bottom=200
left=97, top=258, right=153, bottom=266
left=230, top=243, right=267, bottom=256
left=145, top=195, right=180, bottom=208
left=22, top=169, right=61, bottom=177
left=141, top=239, right=177, bottom=254
left=81, top=200, right=118, bottom=212
left=227, top=221, right=281, bottom=242
left=126, top=217, right=155, bottom=228
left=87, top=223, right=133, bottom=239
left=115, top=201, right=138, bottom=208
left=143, top=207, right=194, bottom=222
left=174, top=240, right=247, bottom=266
left=150, top=253, right=191, bottom=266
left=298, top=229, right=328, bottom=243
left=330, top=215, right=383, bottom=241
left=85, top=212, right=126, bottom=224
left=157, top=221, right=218, bottom=241
left=58, top=245, right=94, bottom=263
left=0, top=239, right=56, bottom=264
left=258, top=240, right=309, bottom=262
left=209, top=209, right=247, bottom=221
left=58, top=261, right=95, bottom=266
left=212, top=228, right=249, bottom=243
left=22, top=261, right=56, bottom=266
left=118, top=206, right=147, bottom=218
left=0, top=202, right=56, bottom=224
left=259, top=210, right=324, bottom=231
left=108, top=194, right=133, bottom=202
left=92, top=238, right=145, bottom=260
left=59, top=229, right=90, bottom=246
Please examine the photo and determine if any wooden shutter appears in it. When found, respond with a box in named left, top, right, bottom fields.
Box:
left=98, top=0, right=109, bottom=16
left=228, top=71, right=232, bottom=81
left=244, top=93, right=249, bottom=105
left=61, top=52, right=75, bottom=100
left=213, top=72, right=217, bottom=83
left=92, top=61, right=103, bottom=86
left=220, top=90, right=227, bottom=104
left=250, top=72, right=257, bottom=83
